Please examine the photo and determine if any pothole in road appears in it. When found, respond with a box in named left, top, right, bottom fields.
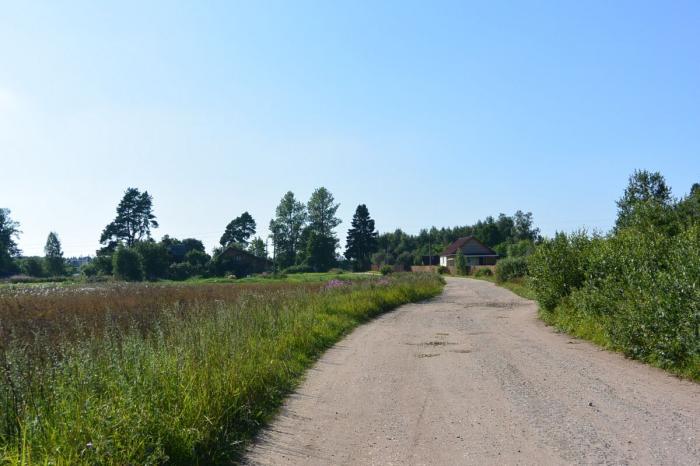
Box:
left=424, top=341, right=457, bottom=346
left=462, top=302, right=516, bottom=309
left=417, top=353, right=440, bottom=358
left=450, top=349, right=472, bottom=354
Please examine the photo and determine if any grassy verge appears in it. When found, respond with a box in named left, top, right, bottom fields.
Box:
left=538, top=302, right=700, bottom=381
left=471, top=275, right=537, bottom=300
left=476, top=275, right=699, bottom=382
left=0, top=273, right=444, bottom=464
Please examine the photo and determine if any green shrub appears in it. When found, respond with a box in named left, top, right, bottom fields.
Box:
left=20, top=257, right=45, bottom=277
left=436, top=265, right=450, bottom=275
left=495, top=257, right=528, bottom=282
left=455, top=249, right=467, bottom=275
left=184, top=249, right=210, bottom=275
left=169, top=262, right=193, bottom=281
left=530, top=224, right=700, bottom=376
left=380, top=265, right=393, bottom=275
left=134, top=241, right=170, bottom=280
left=112, top=246, right=143, bottom=281
left=474, top=268, right=493, bottom=277
left=283, top=264, right=314, bottom=274
left=507, top=239, right=535, bottom=257
left=527, top=231, right=593, bottom=310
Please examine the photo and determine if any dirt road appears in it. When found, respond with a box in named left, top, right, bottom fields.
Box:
left=245, top=277, right=699, bottom=465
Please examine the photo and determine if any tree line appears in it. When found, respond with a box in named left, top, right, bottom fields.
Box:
left=372, top=210, right=540, bottom=269
left=0, top=187, right=381, bottom=280
left=1, top=186, right=541, bottom=281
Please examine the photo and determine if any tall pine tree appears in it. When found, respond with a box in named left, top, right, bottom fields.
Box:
left=220, top=212, right=256, bottom=248
left=100, top=188, right=158, bottom=248
left=344, top=204, right=378, bottom=271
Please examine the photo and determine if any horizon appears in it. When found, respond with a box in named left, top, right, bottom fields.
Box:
left=2, top=1, right=699, bottom=257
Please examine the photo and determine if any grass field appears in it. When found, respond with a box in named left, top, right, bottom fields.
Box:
left=0, top=272, right=444, bottom=464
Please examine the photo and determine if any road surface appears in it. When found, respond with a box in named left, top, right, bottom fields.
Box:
left=245, top=277, right=699, bottom=465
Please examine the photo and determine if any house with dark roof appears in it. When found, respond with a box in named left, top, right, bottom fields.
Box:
left=439, top=236, right=499, bottom=267
left=216, top=246, right=271, bottom=276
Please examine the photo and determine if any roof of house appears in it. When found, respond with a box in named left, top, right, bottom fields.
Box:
left=440, top=236, right=498, bottom=257
left=221, top=246, right=270, bottom=263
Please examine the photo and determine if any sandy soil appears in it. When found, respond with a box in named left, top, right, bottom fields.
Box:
left=245, top=277, right=699, bottom=465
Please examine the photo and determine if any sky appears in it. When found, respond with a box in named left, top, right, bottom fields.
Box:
left=1, top=1, right=699, bottom=257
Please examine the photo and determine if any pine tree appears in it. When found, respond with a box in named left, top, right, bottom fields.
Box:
left=344, top=204, right=378, bottom=271
left=220, top=212, right=256, bottom=248
left=100, top=188, right=159, bottom=248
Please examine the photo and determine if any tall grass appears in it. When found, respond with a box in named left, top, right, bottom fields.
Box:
left=0, top=273, right=443, bottom=464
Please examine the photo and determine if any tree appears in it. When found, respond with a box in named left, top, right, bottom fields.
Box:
left=133, top=241, right=169, bottom=280
left=305, top=231, right=337, bottom=272
left=112, top=246, right=143, bottom=281
left=344, top=204, right=378, bottom=271
left=396, top=251, right=414, bottom=271
left=161, top=236, right=206, bottom=263
left=220, top=212, right=256, bottom=248
left=455, top=248, right=467, bottom=275
left=513, top=211, right=540, bottom=241
left=100, top=188, right=159, bottom=248
left=184, top=249, right=210, bottom=274
left=301, top=187, right=341, bottom=272
left=269, top=191, right=307, bottom=268
left=677, top=182, right=700, bottom=226
left=44, top=231, right=65, bottom=276
left=616, top=170, right=673, bottom=230
left=21, top=257, right=45, bottom=277
left=0, top=208, right=21, bottom=276
left=307, top=187, right=341, bottom=238
left=248, top=236, right=267, bottom=258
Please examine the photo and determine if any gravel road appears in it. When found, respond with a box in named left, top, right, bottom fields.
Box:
left=245, top=277, right=699, bottom=465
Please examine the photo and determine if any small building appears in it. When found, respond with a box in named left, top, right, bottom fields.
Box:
left=218, top=246, right=271, bottom=275
left=439, top=236, right=499, bottom=267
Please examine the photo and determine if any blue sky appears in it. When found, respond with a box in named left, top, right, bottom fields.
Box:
left=1, top=1, right=698, bottom=256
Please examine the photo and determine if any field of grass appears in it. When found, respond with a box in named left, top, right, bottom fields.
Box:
left=182, top=271, right=369, bottom=285
left=0, top=272, right=444, bottom=464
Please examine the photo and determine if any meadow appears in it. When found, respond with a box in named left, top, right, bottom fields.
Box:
left=0, top=272, right=444, bottom=464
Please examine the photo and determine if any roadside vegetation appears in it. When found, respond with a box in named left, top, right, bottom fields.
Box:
left=488, top=170, right=700, bottom=380
left=0, top=273, right=444, bottom=464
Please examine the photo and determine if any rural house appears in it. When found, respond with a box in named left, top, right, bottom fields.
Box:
left=218, top=246, right=271, bottom=275
left=439, top=236, right=499, bottom=267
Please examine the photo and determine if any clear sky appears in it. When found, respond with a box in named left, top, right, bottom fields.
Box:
left=1, top=1, right=698, bottom=257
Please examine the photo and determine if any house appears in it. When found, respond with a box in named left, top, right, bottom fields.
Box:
left=217, top=246, right=271, bottom=275
left=439, top=236, right=499, bottom=267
